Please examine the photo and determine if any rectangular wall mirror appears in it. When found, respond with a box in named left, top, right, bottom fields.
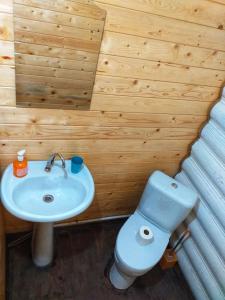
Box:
left=13, top=0, right=106, bottom=110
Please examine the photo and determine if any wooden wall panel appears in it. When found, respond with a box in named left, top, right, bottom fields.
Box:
left=93, top=75, right=219, bottom=101
left=91, top=94, right=213, bottom=115
left=97, top=54, right=225, bottom=87
left=97, top=2, right=225, bottom=51
left=210, top=0, right=225, bottom=4
left=0, top=0, right=225, bottom=235
left=101, top=31, right=225, bottom=71
left=96, top=0, right=225, bottom=29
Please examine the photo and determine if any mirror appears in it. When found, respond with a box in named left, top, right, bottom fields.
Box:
left=13, top=0, right=106, bottom=110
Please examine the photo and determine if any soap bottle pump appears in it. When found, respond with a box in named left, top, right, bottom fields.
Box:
left=13, top=149, right=28, bottom=178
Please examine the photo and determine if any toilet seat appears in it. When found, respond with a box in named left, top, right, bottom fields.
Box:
left=115, top=211, right=170, bottom=276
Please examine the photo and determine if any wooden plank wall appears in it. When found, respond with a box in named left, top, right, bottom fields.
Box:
left=0, top=0, right=225, bottom=233
left=14, top=0, right=106, bottom=110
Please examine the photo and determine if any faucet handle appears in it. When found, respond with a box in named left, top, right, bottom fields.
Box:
left=45, top=153, right=66, bottom=173
left=56, top=153, right=66, bottom=169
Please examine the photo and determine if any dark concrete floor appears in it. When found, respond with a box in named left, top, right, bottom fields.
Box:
left=7, top=219, right=194, bottom=300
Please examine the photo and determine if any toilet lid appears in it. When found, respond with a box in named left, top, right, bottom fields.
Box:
left=116, top=212, right=170, bottom=275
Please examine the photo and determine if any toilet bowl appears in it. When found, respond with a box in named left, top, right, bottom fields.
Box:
left=109, top=170, right=198, bottom=289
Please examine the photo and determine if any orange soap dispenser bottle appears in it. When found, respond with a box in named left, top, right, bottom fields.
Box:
left=13, top=149, right=28, bottom=178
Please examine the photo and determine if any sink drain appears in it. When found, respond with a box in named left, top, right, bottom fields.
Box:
left=43, top=194, right=54, bottom=203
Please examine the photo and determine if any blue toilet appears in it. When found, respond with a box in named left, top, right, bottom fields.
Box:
left=109, top=170, right=198, bottom=289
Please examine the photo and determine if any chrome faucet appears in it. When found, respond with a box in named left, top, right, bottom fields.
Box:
left=45, top=153, right=66, bottom=173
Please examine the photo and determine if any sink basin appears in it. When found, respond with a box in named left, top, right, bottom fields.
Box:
left=1, top=159, right=95, bottom=267
left=1, top=160, right=95, bottom=222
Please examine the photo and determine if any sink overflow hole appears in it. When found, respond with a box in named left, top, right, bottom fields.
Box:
left=144, top=229, right=149, bottom=235
left=43, top=194, right=54, bottom=203
left=171, top=182, right=178, bottom=189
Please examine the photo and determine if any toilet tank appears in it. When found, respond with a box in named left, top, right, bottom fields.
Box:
left=138, top=171, right=198, bottom=233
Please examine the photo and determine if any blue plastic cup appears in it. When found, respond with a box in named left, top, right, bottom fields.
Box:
left=71, top=156, right=83, bottom=174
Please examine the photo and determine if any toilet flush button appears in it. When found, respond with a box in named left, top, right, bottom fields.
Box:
left=137, top=226, right=154, bottom=245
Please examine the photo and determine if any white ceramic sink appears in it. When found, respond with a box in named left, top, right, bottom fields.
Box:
left=1, top=158, right=94, bottom=267
left=1, top=160, right=95, bottom=222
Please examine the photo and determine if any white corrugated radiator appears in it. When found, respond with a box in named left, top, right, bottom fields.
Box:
left=174, top=88, right=225, bottom=300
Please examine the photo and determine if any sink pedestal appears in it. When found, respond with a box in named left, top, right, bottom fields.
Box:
left=32, top=222, right=54, bottom=267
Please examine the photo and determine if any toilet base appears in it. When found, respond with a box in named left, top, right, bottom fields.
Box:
left=109, top=263, right=136, bottom=289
